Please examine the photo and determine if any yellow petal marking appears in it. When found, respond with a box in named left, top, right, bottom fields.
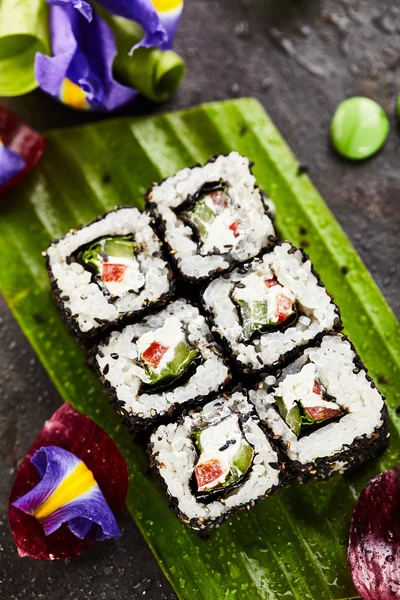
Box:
left=152, top=0, right=183, bottom=12
left=59, top=78, right=89, bottom=111
left=34, top=461, right=96, bottom=521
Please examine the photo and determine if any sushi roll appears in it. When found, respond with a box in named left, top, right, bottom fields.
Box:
left=202, top=242, right=341, bottom=373
left=147, top=152, right=276, bottom=282
left=249, top=334, right=389, bottom=481
left=45, top=207, right=174, bottom=343
left=149, top=391, right=287, bottom=530
left=93, top=299, right=230, bottom=431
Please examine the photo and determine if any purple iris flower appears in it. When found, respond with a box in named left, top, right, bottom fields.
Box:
left=12, top=446, right=121, bottom=541
left=0, top=140, right=26, bottom=187
left=34, top=0, right=183, bottom=111
left=0, top=138, right=26, bottom=187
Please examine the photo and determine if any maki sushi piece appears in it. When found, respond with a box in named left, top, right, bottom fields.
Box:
left=147, top=152, right=276, bottom=282
left=149, top=391, right=286, bottom=530
left=202, top=242, right=341, bottom=373
left=94, top=300, right=230, bottom=431
left=249, top=334, right=389, bottom=481
left=45, top=207, right=174, bottom=343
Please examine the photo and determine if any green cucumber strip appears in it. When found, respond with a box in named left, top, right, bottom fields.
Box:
left=233, top=443, right=254, bottom=474
left=184, top=199, right=216, bottom=238
left=237, top=299, right=269, bottom=337
left=0, top=98, right=399, bottom=600
left=81, top=236, right=134, bottom=272
left=145, top=341, right=199, bottom=385
left=275, top=396, right=302, bottom=437
left=104, top=236, right=135, bottom=259
left=193, top=430, right=203, bottom=453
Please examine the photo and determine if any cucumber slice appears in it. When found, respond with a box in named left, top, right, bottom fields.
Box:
left=232, top=443, right=254, bottom=474
left=275, top=396, right=301, bottom=437
left=237, top=299, right=270, bottom=338
left=184, top=199, right=216, bottom=238
left=145, top=341, right=199, bottom=386
left=104, top=236, right=135, bottom=259
left=81, top=236, right=135, bottom=272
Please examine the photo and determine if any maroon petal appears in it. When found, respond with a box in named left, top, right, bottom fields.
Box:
left=0, top=104, right=46, bottom=196
left=9, top=403, right=129, bottom=560
left=348, top=465, right=400, bottom=599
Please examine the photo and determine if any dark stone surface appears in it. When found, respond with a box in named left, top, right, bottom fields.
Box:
left=0, top=0, right=399, bottom=598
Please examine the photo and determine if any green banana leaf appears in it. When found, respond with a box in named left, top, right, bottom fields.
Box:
left=0, top=98, right=399, bottom=600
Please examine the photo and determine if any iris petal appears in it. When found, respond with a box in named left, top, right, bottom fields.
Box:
left=151, top=0, right=184, bottom=43
left=0, top=141, right=26, bottom=187
left=12, top=446, right=121, bottom=541
left=35, top=1, right=136, bottom=111
left=96, top=0, right=169, bottom=50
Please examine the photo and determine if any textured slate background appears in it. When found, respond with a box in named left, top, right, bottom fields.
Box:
left=0, top=0, right=399, bottom=598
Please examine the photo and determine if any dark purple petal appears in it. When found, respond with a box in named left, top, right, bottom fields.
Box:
left=12, top=447, right=80, bottom=515
left=35, top=2, right=136, bottom=111
left=348, top=465, right=400, bottom=599
left=40, top=488, right=121, bottom=540
left=12, top=446, right=121, bottom=541
left=96, top=0, right=168, bottom=50
left=9, top=403, right=128, bottom=560
left=0, top=104, right=46, bottom=195
left=0, top=143, right=26, bottom=187
left=156, top=3, right=184, bottom=44
left=48, top=0, right=93, bottom=20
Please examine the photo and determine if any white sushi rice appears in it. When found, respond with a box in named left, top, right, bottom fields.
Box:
left=46, top=208, right=171, bottom=334
left=96, top=300, right=229, bottom=419
left=250, top=335, right=386, bottom=467
left=150, top=393, right=280, bottom=527
left=148, top=152, right=275, bottom=279
left=203, top=243, right=339, bottom=370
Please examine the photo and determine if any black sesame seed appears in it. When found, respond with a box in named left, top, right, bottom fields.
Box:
left=110, top=353, right=119, bottom=360
left=218, top=439, right=237, bottom=452
left=268, top=462, right=280, bottom=470
left=256, top=355, right=263, bottom=364
left=103, top=364, right=110, bottom=375
left=66, top=256, right=72, bottom=265
left=61, top=295, right=70, bottom=301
